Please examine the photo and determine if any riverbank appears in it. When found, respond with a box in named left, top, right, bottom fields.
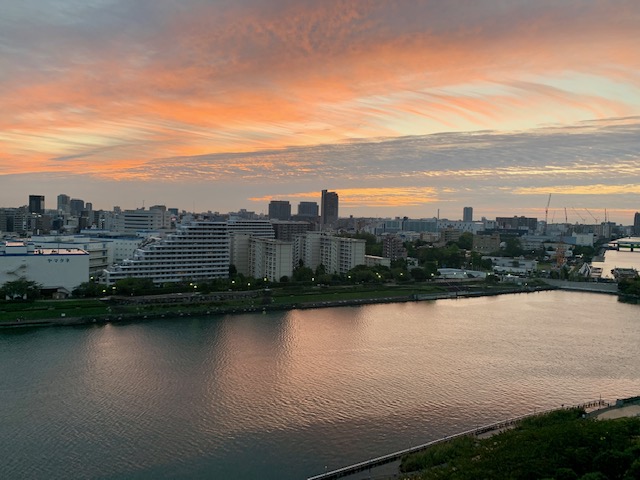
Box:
left=0, top=284, right=555, bottom=329
left=323, top=396, right=640, bottom=480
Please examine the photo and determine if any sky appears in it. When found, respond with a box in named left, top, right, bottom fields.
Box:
left=1, top=0, right=639, bottom=223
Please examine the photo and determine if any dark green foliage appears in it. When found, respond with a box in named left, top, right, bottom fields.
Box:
left=555, top=467, right=579, bottom=480
left=503, top=236, right=525, bottom=257
left=0, top=278, right=42, bottom=301
left=580, top=472, right=608, bottom=480
left=410, top=267, right=427, bottom=281
left=618, top=278, right=640, bottom=296
left=401, top=409, right=640, bottom=480
left=72, top=281, right=105, bottom=298
left=456, top=232, right=473, bottom=250
left=292, top=266, right=313, bottom=282
left=113, top=277, right=156, bottom=296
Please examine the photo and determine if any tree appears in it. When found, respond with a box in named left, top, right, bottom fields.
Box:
left=0, top=278, right=42, bottom=301
left=503, top=237, right=524, bottom=257
left=292, top=266, right=313, bottom=282
left=456, top=232, right=473, bottom=250
left=113, top=277, right=155, bottom=296
left=228, top=264, right=238, bottom=278
left=315, top=264, right=326, bottom=276
left=73, top=281, right=105, bottom=298
left=618, top=278, right=640, bottom=296
left=410, top=267, right=427, bottom=281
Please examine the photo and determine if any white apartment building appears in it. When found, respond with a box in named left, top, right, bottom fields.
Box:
left=320, top=236, right=366, bottom=275
left=293, top=231, right=324, bottom=270
left=230, top=234, right=252, bottom=276
left=101, top=219, right=275, bottom=285
left=0, top=241, right=89, bottom=291
left=102, top=221, right=230, bottom=285
left=113, top=208, right=172, bottom=234
left=249, top=238, right=293, bottom=281
left=293, top=232, right=366, bottom=274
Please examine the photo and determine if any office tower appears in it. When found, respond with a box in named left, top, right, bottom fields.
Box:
left=297, top=201, right=319, bottom=218
left=463, top=207, right=473, bottom=223
left=28, top=195, right=45, bottom=214
left=268, top=200, right=291, bottom=220
left=634, top=212, right=640, bottom=236
left=57, top=194, right=71, bottom=214
left=320, top=190, right=339, bottom=226
left=69, top=198, right=85, bottom=216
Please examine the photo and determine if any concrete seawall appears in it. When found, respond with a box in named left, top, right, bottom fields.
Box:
left=307, top=399, right=608, bottom=480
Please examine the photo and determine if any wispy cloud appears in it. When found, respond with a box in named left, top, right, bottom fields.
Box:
left=1, top=1, right=639, bottom=221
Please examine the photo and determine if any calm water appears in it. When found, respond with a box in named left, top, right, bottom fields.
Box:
left=1, top=291, right=639, bottom=480
left=592, top=238, right=640, bottom=278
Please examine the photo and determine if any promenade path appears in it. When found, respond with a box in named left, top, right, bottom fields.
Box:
left=542, top=279, right=618, bottom=294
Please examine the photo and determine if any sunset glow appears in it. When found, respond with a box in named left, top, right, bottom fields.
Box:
left=1, top=1, right=639, bottom=221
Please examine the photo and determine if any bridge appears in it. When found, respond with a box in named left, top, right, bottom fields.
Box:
left=609, top=239, right=640, bottom=251
left=306, top=399, right=606, bottom=480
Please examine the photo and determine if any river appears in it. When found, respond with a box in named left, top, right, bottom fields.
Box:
left=1, top=291, right=638, bottom=479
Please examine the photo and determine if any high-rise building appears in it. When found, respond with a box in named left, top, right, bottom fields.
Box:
left=634, top=212, right=640, bottom=236
left=270, top=220, right=312, bottom=241
left=297, top=202, right=319, bottom=218
left=28, top=195, right=45, bottom=214
left=57, top=194, right=71, bottom=214
left=320, top=190, right=339, bottom=226
left=69, top=198, right=85, bottom=216
left=463, top=207, right=473, bottom=223
left=268, top=200, right=291, bottom=220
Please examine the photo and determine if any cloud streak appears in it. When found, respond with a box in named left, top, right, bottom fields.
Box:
left=0, top=1, right=639, bottom=221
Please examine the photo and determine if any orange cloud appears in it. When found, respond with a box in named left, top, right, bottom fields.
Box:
left=249, top=187, right=438, bottom=208
left=1, top=0, right=639, bottom=181
left=513, top=184, right=640, bottom=195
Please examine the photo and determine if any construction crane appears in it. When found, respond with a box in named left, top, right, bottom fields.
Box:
left=584, top=208, right=599, bottom=224
left=571, top=207, right=586, bottom=223
left=543, top=194, right=552, bottom=234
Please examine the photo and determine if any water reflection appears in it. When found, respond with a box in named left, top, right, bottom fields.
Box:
left=1, top=291, right=639, bottom=480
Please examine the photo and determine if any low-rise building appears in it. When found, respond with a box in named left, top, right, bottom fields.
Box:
left=0, top=241, right=89, bottom=291
left=472, top=232, right=501, bottom=254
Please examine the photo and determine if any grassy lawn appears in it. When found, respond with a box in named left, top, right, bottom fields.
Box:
left=0, top=281, right=534, bottom=324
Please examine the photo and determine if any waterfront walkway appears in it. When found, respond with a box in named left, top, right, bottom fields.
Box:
left=306, top=399, right=606, bottom=480
left=542, top=279, right=618, bottom=294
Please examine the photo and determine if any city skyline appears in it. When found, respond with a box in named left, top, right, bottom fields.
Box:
left=1, top=1, right=639, bottom=222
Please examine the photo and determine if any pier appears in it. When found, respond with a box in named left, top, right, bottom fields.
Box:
left=307, top=399, right=606, bottom=480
